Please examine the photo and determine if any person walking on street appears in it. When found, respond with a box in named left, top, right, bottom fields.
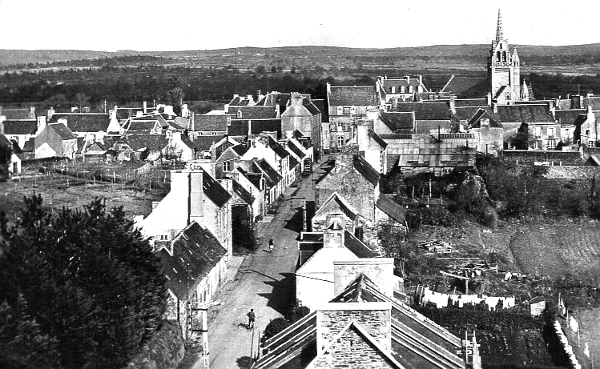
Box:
left=247, top=309, right=256, bottom=329
left=268, top=239, right=274, bottom=253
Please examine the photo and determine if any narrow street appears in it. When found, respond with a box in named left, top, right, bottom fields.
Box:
left=190, top=159, right=328, bottom=369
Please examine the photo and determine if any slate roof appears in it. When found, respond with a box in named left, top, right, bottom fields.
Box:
left=193, top=135, right=222, bottom=151
left=194, top=114, right=230, bottom=131
left=343, top=231, right=379, bottom=258
left=180, top=134, right=199, bottom=150
left=125, top=120, right=160, bottom=133
left=468, top=108, right=502, bottom=128
left=2, top=120, right=38, bottom=135
left=379, top=77, right=424, bottom=94
left=22, top=138, right=35, bottom=152
left=202, top=171, right=231, bottom=208
left=48, top=123, right=76, bottom=140
left=1, top=108, right=34, bottom=120
left=496, top=104, right=556, bottom=123
left=253, top=159, right=281, bottom=187
left=555, top=109, right=586, bottom=125
left=583, top=97, right=600, bottom=110
left=48, top=113, right=110, bottom=132
left=415, top=121, right=454, bottom=134
left=352, top=154, right=380, bottom=186
left=303, top=99, right=321, bottom=115
left=231, top=144, right=248, bottom=156
left=286, top=139, right=306, bottom=159
left=376, top=195, right=406, bottom=224
left=228, top=119, right=282, bottom=138
left=257, top=273, right=464, bottom=369
left=311, top=98, right=328, bottom=122
left=452, top=106, right=496, bottom=122
left=379, top=111, right=415, bottom=132
left=369, top=130, right=388, bottom=148
left=231, top=106, right=277, bottom=119
left=454, top=98, right=488, bottom=107
left=123, top=134, right=168, bottom=151
left=328, top=86, right=377, bottom=106
left=232, top=179, right=254, bottom=205
left=158, top=222, right=227, bottom=301
left=265, top=135, right=289, bottom=159
left=396, top=102, right=451, bottom=121
left=236, top=167, right=262, bottom=190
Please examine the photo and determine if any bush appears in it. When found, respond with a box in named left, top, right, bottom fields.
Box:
left=286, top=305, right=310, bottom=323
left=263, top=318, right=291, bottom=342
left=481, top=205, right=498, bottom=228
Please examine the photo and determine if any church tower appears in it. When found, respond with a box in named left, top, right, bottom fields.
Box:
left=487, top=10, right=521, bottom=104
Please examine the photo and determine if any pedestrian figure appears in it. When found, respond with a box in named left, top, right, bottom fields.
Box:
left=247, top=308, right=256, bottom=329
left=268, top=239, right=274, bottom=253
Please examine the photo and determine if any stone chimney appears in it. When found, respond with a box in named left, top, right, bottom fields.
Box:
left=163, top=105, right=175, bottom=116
left=36, top=116, right=47, bottom=135
left=290, top=92, right=304, bottom=106
left=333, top=259, right=395, bottom=298
left=143, top=101, right=147, bottom=114
left=47, top=107, right=55, bottom=120
left=189, top=159, right=216, bottom=178
left=571, top=95, right=582, bottom=110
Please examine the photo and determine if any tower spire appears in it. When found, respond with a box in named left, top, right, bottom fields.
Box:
left=496, top=9, right=503, bottom=41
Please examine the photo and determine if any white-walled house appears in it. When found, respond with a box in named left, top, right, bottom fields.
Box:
left=242, top=134, right=291, bottom=186
left=138, top=166, right=233, bottom=258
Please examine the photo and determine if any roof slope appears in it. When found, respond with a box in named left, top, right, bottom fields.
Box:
left=496, top=104, right=556, bottom=123
left=468, top=108, right=502, bottom=128
left=286, top=139, right=306, bottom=159
left=48, top=123, right=76, bottom=139
left=314, top=192, right=358, bottom=220
left=232, top=180, right=254, bottom=205
left=329, top=86, right=377, bottom=106
left=353, top=154, right=380, bottom=186
left=158, top=222, right=226, bottom=300
left=48, top=113, right=110, bottom=132
left=230, top=106, right=277, bottom=119
left=379, top=111, right=415, bottom=132
left=194, top=114, right=229, bottom=131
left=2, top=120, right=38, bottom=135
left=396, top=102, right=451, bottom=121
left=376, top=195, right=406, bottom=224
left=203, top=171, right=231, bottom=207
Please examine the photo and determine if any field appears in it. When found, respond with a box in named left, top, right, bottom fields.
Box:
left=0, top=163, right=166, bottom=223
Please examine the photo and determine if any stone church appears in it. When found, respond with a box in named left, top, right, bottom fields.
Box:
left=487, top=10, right=530, bottom=104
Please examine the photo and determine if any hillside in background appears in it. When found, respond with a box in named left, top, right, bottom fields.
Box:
left=2, top=43, right=600, bottom=74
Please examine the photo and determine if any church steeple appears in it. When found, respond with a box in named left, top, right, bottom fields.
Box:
left=496, top=9, right=503, bottom=42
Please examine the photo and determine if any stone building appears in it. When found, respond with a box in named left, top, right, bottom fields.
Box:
left=35, top=123, right=78, bottom=159
left=255, top=260, right=477, bottom=369
left=376, top=75, right=428, bottom=106
left=138, top=166, right=233, bottom=258
left=326, top=84, right=378, bottom=152
left=281, top=93, right=322, bottom=161
left=465, top=108, right=504, bottom=155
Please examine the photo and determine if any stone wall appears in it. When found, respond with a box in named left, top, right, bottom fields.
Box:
left=502, top=150, right=584, bottom=166
left=317, top=303, right=392, bottom=354
left=544, top=166, right=600, bottom=180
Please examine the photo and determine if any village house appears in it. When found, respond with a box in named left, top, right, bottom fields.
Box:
left=311, top=192, right=361, bottom=234
left=160, top=221, right=227, bottom=339
left=232, top=166, right=267, bottom=220
left=214, top=143, right=248, bottom=179
left=241, top=134, right=292, bottom=186
left=372, top=110, right=416, bottom=135
left=465, top=108, right=504, bottom=155
left=285, top=137, right=313, bottom=175
left=225, top=105, right=279, bottom=120
left=137, top=165, right=233, bottom=257
left=295, top=219, right=380, bottom=310
left=227, top=118, right=282, bottom=141
left=255, top=259, right=477, bottom=369
left=190, top=114, right=230, bottom=138
left=356, top=123, right=388, bottom=174
left=162, top=131, right=200, bottom=162
left=237, top=158, right=283, bottom=208
left=326, top=84, right=378, bottom=152
left=376, top=75, right=428, bottom=106
left=496, top=104, right=559, bottom=149
left=110, top=134, right=169, bottom=162
left=34, top=123, right=78, bottom=159
left=314, top=151, right=405, bottom=244
left=395, top=101, right=453, bottom=134
left=573, top=105, right=598, bottom=147
left=47, top=113, right=111, bottom=143
left=281, top=92, right=322, bottom=161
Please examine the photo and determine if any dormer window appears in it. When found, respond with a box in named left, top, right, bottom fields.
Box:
left=400, top=86, right=406, bottom=94
left=408, top=86, right=414, bottom=93
left=223, top=160, right=231, bottom=172
left=391, top=86, right=396, bottom=93
left=236, top=110, right=242, bottom=119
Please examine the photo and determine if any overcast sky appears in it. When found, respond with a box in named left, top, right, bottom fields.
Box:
left=1, top=0, right=599, bottom=51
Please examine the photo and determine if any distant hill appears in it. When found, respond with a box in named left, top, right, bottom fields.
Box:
left=2, top=43, right=600, bottom=69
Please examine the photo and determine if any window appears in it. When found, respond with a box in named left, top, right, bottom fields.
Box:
left=534, top=127, right=541, bottom=137
left=223, top=161, right=231, bottom=172
left=546, top=139, right=556, bottom=149
left=391, top=86, right=396, bottom=93
left=548, top=127, right=555, bottom=137
left=589, top=141, right=595, bottom=148
left=343, top=107, right=351, bottom=115
left=400, top=86, right=406, bottom=94
left=236, top=110, right=242, bottom=118
left=585, top=129, right=591, bottom=136
left=337, top=135, right=345, bottom=147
